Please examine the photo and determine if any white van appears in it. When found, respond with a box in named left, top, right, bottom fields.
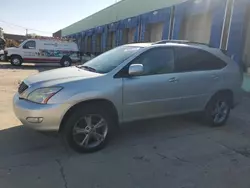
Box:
left=5, top=38, right=80, bottom=67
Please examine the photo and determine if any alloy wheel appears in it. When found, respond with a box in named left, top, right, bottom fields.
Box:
left=211, top=100, right=229, bottom=124
left=72, top=114, right=108, bottom=149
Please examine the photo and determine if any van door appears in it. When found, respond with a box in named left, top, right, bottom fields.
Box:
left=22, top=40, right=37, bottom=62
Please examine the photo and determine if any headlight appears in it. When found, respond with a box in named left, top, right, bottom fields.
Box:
left=27, top=87, right=63, bottom=104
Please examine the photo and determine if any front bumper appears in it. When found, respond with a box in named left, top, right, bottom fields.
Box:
left=13, top=93, right=71, bottom=131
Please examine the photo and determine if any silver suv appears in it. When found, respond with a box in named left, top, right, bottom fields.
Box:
left=13, top=41, right=243, bottom=153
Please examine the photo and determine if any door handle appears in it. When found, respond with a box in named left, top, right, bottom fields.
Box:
left=211, top=74, right=219, bottom=80
left=168, top=77, right=178, bottom=83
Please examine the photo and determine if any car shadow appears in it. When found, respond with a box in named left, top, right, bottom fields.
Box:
left=0, top=62, right=60, bottom=72
left=110, top=115, right=209, bottom=146
left=0, top=115, right=210, bottom=169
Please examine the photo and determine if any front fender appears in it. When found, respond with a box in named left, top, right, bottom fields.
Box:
left=68, top=91, right=122, bottom=116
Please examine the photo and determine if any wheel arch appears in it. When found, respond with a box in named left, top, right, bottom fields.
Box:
left=205, top=89, right=234, bottom=109
left=59, top=99, right=119, bottom=132
left=61, top=55, right=72, bottom=61
left=10, top=54, right=23, bottom=61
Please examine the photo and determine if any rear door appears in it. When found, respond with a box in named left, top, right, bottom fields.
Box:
left=173, top=47, right=227, bottom=112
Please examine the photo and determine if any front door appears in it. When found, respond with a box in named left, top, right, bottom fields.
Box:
left=22, top=40, right=37, bottom=62
left=122, top=47, right=182, bottom=122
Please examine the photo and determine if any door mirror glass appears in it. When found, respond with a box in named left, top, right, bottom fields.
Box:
left=128, top=64, right=144, bottom=76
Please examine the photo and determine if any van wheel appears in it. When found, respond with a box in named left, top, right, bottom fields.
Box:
left=11, top=56, right=23, bottom=66
left=60, top=57, right=72, bottom=67
left=62, top=104, right=115, bottom=153
left=204, top=94, right=231, bottom=127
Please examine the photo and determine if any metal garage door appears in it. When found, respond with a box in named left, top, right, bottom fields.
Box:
left=242, top=5, right=250, bottom=72
left=111, top=32, right=116, bottom=48
left=122, top=29, right=129, bottom=44
left=149, top=22, right=164, bottom=42
left=96, top=34, right=101, bottom=53
left=87, top=37, right=92, bottom=53
left=179, top=12, right=212, bottom=43
left=107, top=33, right=112, bottom=51
left=128, top=28, right=136, bottom=43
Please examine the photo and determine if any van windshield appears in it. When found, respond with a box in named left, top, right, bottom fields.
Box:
left=18, top=41, right=26, bottom=48
left=78, top=46, right=143, bottom=74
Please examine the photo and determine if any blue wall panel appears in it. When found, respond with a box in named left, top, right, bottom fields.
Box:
left=101, top=26, right=108, bottom=52
left=118, top=29, right=123, bottom=45
left=162, top=16, right=170, bottom=40
left=227, top=0, right=249, bottom=63
left=139, top=20, right=146, bottom=42
left=120, top=16, right=138, bottom=29
left=84, top=36, right=88, bottom=53
left=81, top=32, right=86, bottom=53
left=118, top=16, right=140, bottom=44
left=209, top=0, right=227, bottom=48
left=140, top=7, right=170, bottom=42
left=92, top=33, right=96, bottom=53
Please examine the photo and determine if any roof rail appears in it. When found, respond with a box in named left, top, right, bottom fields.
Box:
left=153, top=40, right=212, bottom=47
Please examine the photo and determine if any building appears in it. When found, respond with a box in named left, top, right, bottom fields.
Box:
left=3, top=33, right=27, bottom=42
left=54, top=0, right=250, bottom=72
left=53, top=30, right=62, bottom=38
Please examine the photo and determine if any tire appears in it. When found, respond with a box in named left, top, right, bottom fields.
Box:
left=62, top=104, right=115, bottom=153
left=0, top=54, right=5, bottom=61
left=10, top=55, right=22, bottom=66
left=60, top=57, right=72, bottom=67
left=204, top=93, right=231, bottom=127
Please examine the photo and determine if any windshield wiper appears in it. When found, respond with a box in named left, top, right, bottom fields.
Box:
left=80, top=65, right=97, bottom=72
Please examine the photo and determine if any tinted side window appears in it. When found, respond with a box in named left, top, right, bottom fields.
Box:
left=174, top=47, right=226, bottom=72
left=131, top=47, right=175, bottom=76
left=23, top=41, right=36, bottom=49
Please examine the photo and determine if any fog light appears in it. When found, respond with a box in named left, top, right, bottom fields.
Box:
left=26, top=117, right=43, bottom=123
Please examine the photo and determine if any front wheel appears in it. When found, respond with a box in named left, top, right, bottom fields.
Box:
left=10, top=55, right=23, bottom=66
left=204, top=94, right=231, bottom=127
left=62, top=105, right=114, bottom=153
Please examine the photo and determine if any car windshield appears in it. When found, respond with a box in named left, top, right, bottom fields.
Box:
left=78, top=46, right=143, bottom=73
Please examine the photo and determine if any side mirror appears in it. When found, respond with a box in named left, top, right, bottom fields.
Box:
left=128, top=64, right=144, bottom=76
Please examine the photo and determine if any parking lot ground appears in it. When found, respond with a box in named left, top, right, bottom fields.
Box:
left=1, top=61, right=250, bottom=188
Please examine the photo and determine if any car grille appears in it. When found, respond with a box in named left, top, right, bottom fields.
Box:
left=18, top=82, right=28, bottom=94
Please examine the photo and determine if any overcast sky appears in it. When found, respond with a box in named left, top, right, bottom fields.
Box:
left=0, top=0, right=118, bottom=36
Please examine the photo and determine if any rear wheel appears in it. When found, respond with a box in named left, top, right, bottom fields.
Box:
left=62, top=104, right=115, bottom=153
left=10, top=55, right=22, bottom=66
left=204, top=93, right=231, bottom=127
left=60, top=57, right=72, bottom=67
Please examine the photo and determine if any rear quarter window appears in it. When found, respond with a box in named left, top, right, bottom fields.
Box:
left=174, top=47, right=227, bottom=72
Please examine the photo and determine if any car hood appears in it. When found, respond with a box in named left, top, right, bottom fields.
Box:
left=24, top=66, right=102, bottom=86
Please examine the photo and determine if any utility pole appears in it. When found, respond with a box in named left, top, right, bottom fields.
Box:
left=26, top=29, right=28, bottom=36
